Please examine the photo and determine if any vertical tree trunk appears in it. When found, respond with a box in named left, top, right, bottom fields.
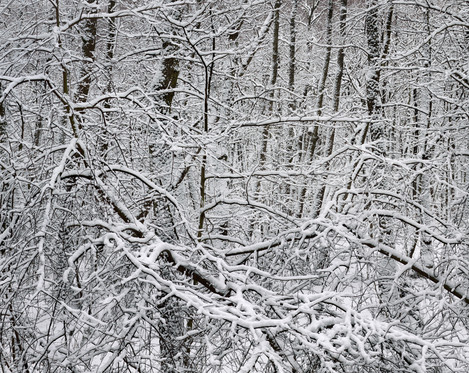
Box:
left=100, top=0, right=116, bottom=157
left=105, top=0, right=116, bottom=97
left=259, top=0, right=281, bottom=166
left=288, top=0, right=297, bottom=100
left=359, top=0, right=392, bottom=147
left=145, top=1, right=181, bottom=229
left=54, top=0, right=79, bottom=138
left=284, top=0, right=298, bottom=211
left=328, top=0, right=347, bottom=151
left=255, top=0, right=281, bottom=202
left=315, top=0, right=348, bottom=218
left=197, top=61, right=211, bottom=239
left=287, top=0, right=298, bottom=148
left=157, top=41, right=180, bottom=112
left=197, top=11, right=216, bottom=240
left=408, top=5, right=433, bottom=264
left=344, top=0, right=392, bottom=199
left=0, top=83, right=5, bottom=141
left=152, top=5, right=187, bottom=371
left=148, top=0, right=181, bottom=179
left=309, top=0, right=334, bottom=156
left=76, top=0, right=98, bottom=103
left=298, top=0, right=333, bottom=218
left=365, top=0, right=380, bottom=122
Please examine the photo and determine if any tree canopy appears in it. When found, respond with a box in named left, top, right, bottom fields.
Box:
left=1, top=0, right=468, bottom=372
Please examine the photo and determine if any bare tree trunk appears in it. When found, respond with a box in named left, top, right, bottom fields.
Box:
left=315, top=0, right=348, bottom=218
left=99, top=0, right=116, bottom=157
left=359, top=0, right=393, bottom=147
left=288, top=0, right=297, bottom=100
left=197, top=51, right=213, bottom=240
left=158, top=41, right=180, bottom=112
left=309, top=0, right=334, bottom=156
left=408, top=5, right=433, bottom=265
left=76, top=0, right=98, bottom=104
left=255, top=0, right=281, bottom=202
left=259, top=0, right=281, bottom=165
left=105, top=0, right=116, bottom=97
left=298, top=0, right=333, bottom=218
left=145, top=1, right=182, bottom=231
left=328, top=0, right=347, bottom=152
left=284, top=0, right=298, bottom=211
left=0, top=83, right=5, bottom=141
left=344, top=0, right=393, bottom=198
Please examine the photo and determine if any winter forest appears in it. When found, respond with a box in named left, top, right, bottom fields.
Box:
left=1, top=0, right=469, bottom=372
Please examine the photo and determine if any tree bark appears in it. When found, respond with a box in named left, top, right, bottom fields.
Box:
left=359, top=0, right=393, bottom=146
left=256, top=0, right=281, bottom=201
left=315, top=0, right=348, bottom=218
left=76, top=0, right=98, bottom=103
left=298, top=0, right=333, bottom=218
left=0, top=83, right=5, bottom=141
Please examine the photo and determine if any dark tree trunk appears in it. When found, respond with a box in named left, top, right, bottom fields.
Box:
left=76, top=0, right=98, bottom=103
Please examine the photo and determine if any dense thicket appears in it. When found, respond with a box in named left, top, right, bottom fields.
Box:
left=0, top=0, right=468, bottom=372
